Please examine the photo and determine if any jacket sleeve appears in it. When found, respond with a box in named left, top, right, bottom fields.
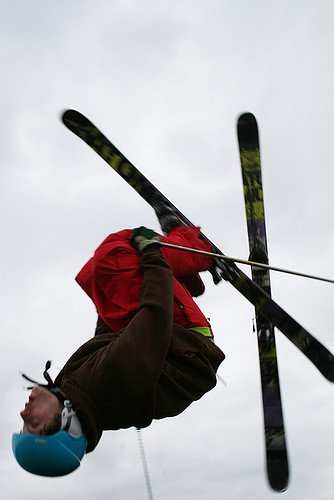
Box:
left=90, top=246, right=175, bottom=399
left=160, top=226, right=213, bottom=278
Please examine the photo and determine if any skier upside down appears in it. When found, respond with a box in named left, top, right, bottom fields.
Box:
left=13, top=208, right=225, bottom=476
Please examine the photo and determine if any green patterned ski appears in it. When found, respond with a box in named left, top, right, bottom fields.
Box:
left=61, top=109, right=334, bottom=382
left=238, top=112, right=289, bottom=491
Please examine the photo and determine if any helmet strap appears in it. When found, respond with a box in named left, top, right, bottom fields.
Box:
left=61, top=400, right=83, bottom=438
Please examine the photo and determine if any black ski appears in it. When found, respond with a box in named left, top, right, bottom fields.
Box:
left=61, top=109, right=334, bottom=382
left=238, top=112, right=289, bottom=491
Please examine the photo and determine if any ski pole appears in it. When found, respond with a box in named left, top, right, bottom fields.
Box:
left=158, top=241, right=334, bottom=284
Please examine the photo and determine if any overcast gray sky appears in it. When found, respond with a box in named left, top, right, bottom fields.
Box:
left=1, top=1, right=334, bottom=499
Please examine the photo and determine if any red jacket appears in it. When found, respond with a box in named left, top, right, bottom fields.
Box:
left=57, top=247, right=225, bottom=448
left=76, top=226, right=214, bottom=334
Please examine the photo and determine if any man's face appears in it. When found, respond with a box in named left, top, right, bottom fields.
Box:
left=20, top=386, right=62, bottom=434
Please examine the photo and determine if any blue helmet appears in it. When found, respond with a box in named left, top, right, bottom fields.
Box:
left=13, top=362, right=87, bottom=477
left=12, top=430, right=87, bottom=477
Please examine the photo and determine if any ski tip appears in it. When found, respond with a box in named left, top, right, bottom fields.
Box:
left=237, top=111, right=256, bottom=122
left=61, top=109, right=95, bottom=133
left=237, top=112, right=257, bottom=126
left=266, top=455, right=289, bottom=492
left=324, top=363, right=334, bottom=383
left=237, top=112, right=259, bottom=149
left=61, top=109, right=83, bottom=125
left=269, top=479, right=289, bottom=493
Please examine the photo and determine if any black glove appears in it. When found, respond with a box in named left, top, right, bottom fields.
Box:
left=131, top=227, right=161, bottom=253
left=154, top=202, right=184, bottom=234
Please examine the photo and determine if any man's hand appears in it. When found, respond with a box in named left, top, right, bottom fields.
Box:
left=131, top=227, right=161, bottom=253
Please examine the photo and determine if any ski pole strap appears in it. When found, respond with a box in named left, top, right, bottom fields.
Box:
left=188, top=326, right=212, bottom=338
